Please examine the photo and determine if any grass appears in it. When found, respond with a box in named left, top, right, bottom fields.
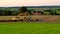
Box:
left=0, top=22, right=60, bottom=34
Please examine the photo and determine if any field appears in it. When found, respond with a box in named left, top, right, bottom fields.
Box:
left=0, top=22, right=60, bottom=34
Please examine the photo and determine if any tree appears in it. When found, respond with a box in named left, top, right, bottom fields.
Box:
left=20, top=7, right=28, bottom=13
left=0, top=10, right=3, bottom=15
left=3, top=10, right=12, bottom=16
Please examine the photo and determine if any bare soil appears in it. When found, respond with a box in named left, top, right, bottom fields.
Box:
left=0, top=15, right=60, bottom=22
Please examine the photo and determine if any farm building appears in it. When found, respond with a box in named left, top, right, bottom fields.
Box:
left=31, top=11, right=44, bottom=15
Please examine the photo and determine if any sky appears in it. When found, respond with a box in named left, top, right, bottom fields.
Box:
left=0, top=0, right=60, bottom=7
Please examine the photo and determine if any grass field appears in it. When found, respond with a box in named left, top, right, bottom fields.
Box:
left=0, top=22, right=60, bottom=34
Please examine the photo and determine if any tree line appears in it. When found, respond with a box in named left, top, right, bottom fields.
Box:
left=0, top=7, right=60, bottom=16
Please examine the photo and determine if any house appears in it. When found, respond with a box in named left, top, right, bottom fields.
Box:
left=32, top=11, right=44, bottom=15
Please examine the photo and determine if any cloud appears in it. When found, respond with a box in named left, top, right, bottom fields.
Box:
left=0, top=0, right=60, bottom=7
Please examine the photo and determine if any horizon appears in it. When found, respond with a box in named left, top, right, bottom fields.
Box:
left=0, top=5, right=59, bottom=7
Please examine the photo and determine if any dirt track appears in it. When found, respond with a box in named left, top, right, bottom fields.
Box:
left=0, top=15, right=60, bottom=22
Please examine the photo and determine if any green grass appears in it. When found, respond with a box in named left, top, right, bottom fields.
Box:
left=0, top=22, right=60, bottom=34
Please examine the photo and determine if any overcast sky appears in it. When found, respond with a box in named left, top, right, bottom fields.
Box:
left=0, top=0, right=60, bottom=7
